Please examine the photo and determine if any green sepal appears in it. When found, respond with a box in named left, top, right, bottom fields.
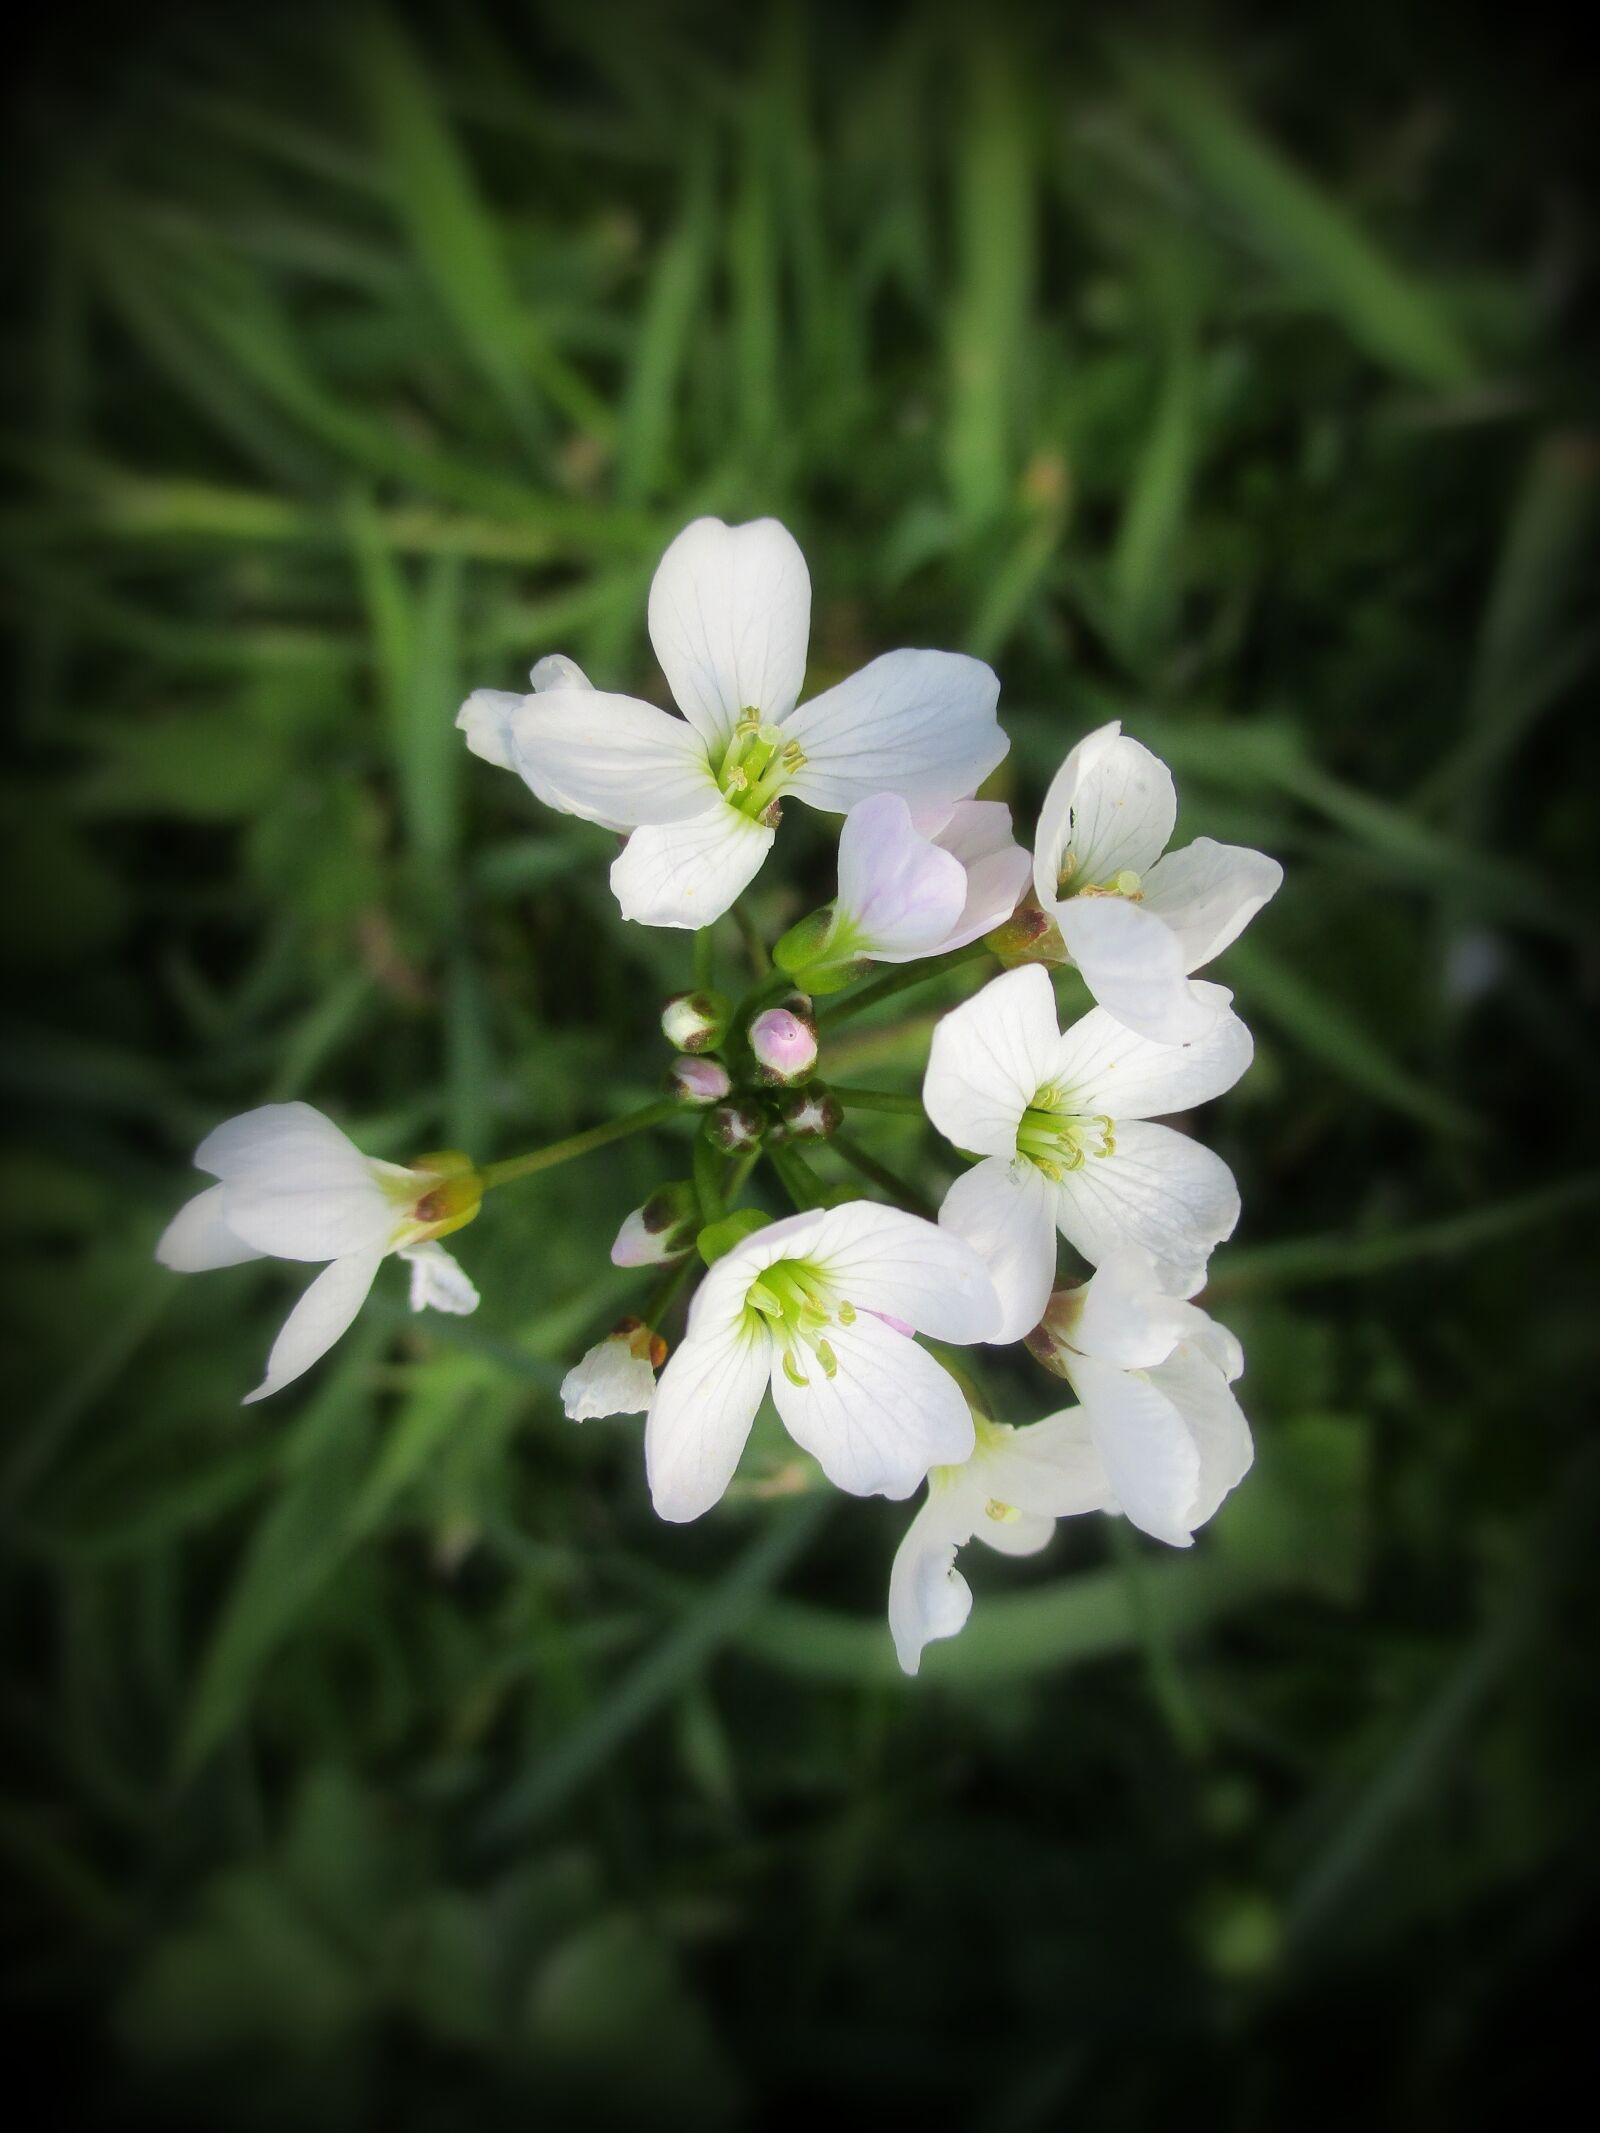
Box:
left=697, top=1207, right=773, bottom=1265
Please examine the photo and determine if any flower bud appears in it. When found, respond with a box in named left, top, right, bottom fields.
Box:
left=661, top=989, right=730, bottom=1054
left=768, top=1081, right=841, bottom=1142
left=1022, top=1282, right=1087, bottom=1379
left=772, top=907, right=867, bottom=996
left=610, top=1180, right=699, bottom=1267
left=748, top=1006, right=819, bottom=1085
left=667, top=1056, right=732, bottom=1107
left=986, top=899, right=1066, bottom=968
left=561, top=1318, right=666, bottom=1421
left=704, top=1096, right=767, bottom=1153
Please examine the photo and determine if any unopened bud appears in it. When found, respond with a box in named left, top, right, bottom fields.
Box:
left=661, top=989, right=730, bottom=1054
left=1022, top=1282, right=1086, bottom=1378
left=769, top=1081, right=841, bottom=1142
left=667, top=1056, right=732, bottom=1107
left=610, top=1180, right=699, bottom=1267
left=986, top=899, right=1066, bottom=968
left=705, top=1097, right=767, bottom=1153
left=773, top=906, right=866, bottom=995
left=748, top=1006, right=819, bottom=1084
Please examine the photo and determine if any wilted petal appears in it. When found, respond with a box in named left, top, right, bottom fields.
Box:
left=648, top=516, right=811, bottom=754
left=888, top=1490, right=975, bottom=1676
left=402, top=1243, right=479, bottom=1316
left=610, top=803, right=775, bottom=929
left=783, top=649, right=1006, bottom=817
left=243, top=1246, right=385, bottom=1405
left=563, top=1328, right=658, bottom=1421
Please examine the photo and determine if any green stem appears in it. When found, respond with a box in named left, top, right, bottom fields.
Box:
left=693, top=924, right=716, bottom=991
left=642, top=1252, right=697, bottom=1335
left=829, top=1131, right=936, bottom=1220
left=479, top=1099, right=678, bottom=1190
left=692, top=1127, right=727, bottom=1225
left=767, top=1142, right=821, bottom=1212
left=829, top=1085, right=925, bottom=1116
left=818, top=942, right=992, bottom=1028
left=734, top=902, right=770, bottom=977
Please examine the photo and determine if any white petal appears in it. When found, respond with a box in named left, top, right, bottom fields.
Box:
left=529, top=653, right=592, bottom=693
left=402, top=1243, right=479, bottom=1316
left=562, top=1332, right=657, bottom=1421
left=977, top=1411, right=1114, bottom=1525
left=929, top=801, right=1033, bottom=952
left=1034, top=724, right=1175, bottom=902
left=645, top=1319, right=772, bottom=1523
left=770, top=1313, right=974, bottom=1499
left=242, top=1247, right=385, bottom=1405
left=1067, top=1352, right=1201, bottom=1548
left=455, top=688, right=524, bottom=775
left=1055, top=898, right=1223, bottom=1046
left=804, top=1200, right=1000, bottom=1344
left=1138, top=837, right=1284, bottom=972
left=888, top=1491, right=974, bottom=1676
left=609, top=803, right=775, bottom=929
left=1051, top=1121, right=1240, bottom=1299
left=155, top=1184, right=264, bottom=1272
left=937, top=1157, right=1057, bottom=1345
left=1147, top=1345, right=1253, bottom=1528
left=1050, top=985, right=1252, bottom=1118
left=197, top=1103, right=397, bottom=1263
left=647, top=516, right=811, bottom=753
left=835, top=793, right=968, bottom=959
left=923, top=964, right=1064, bottom=1160
left=1068, top=1244, right=1196, bottom=1368
left=508, top=689, right=716, bottom=829
left=782, top=649, right=1006, bottom=817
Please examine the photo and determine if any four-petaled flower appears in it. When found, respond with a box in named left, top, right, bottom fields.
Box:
left=889, top=1411, right=1111, bottom=1675
left=1025, top=1245, right=1252, bottom=1548
left=924, top=963, right=1251, bottom=1341
left=645, top=1202, right=999, bottom=1521
left=1033, top=720, right=1282, bottom=1043
left=156, top=1103, right=480, bottom=1403
left=457, top=516, right=1008, bottom=929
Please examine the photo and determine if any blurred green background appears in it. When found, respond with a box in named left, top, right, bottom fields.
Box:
left=3, top=2, right=1597, bottom=2124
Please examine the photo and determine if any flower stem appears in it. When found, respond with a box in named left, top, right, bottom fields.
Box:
left=692, top=1127, right=727, bottom=1225
left=478, top=1099, right=678, bottom=1190
left=693, top=924, right=716, bottom=991
left=734, top=902, right=770, bottom=977
left=829, top=1085, right=925, bottom=1117
left=829, top=1131, right=936, bottom=1219
left=818, top=941, right=992, bottom=1028
left=766, top=1142, right=821, bottom=1212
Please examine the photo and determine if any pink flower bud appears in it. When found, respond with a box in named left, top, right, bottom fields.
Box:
left=749, top=1006, right=818, bottom=1084
left=667, top=1056, right=732, bottom=1107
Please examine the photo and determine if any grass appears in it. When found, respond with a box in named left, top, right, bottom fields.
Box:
left=2, top=4, right=1596, bottom=2125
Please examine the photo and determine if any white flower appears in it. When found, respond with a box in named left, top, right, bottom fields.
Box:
left=889, top=1412, right=1112, bottom=1675
left=458, top=517, right=1008, bottom=929
left=923, top=964, right=1250, bottom=1341
left=562, top=1320, right=664, bottom=1420
left=1033, top=721, right=1282, bottom=1044
left=645, top=1201, right=1000, bottom=1522
left=155, top=1103, right=479, bottom=1404
left=1027, top=1246, right=1252, bottom=1549
left=824, top=792, right=1032, bottom=966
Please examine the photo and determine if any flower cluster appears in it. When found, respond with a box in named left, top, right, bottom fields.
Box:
left=158, top=516, right=1280, bottom=1676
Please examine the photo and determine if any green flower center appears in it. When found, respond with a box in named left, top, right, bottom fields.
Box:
left=717, top=712, right=807, bottom=823
left=1056, top=853, right=1144, bottom=901
left=1015, top=1087, right=1116, bottom=1183
left=744, top=1257, right=856, bottom=1387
